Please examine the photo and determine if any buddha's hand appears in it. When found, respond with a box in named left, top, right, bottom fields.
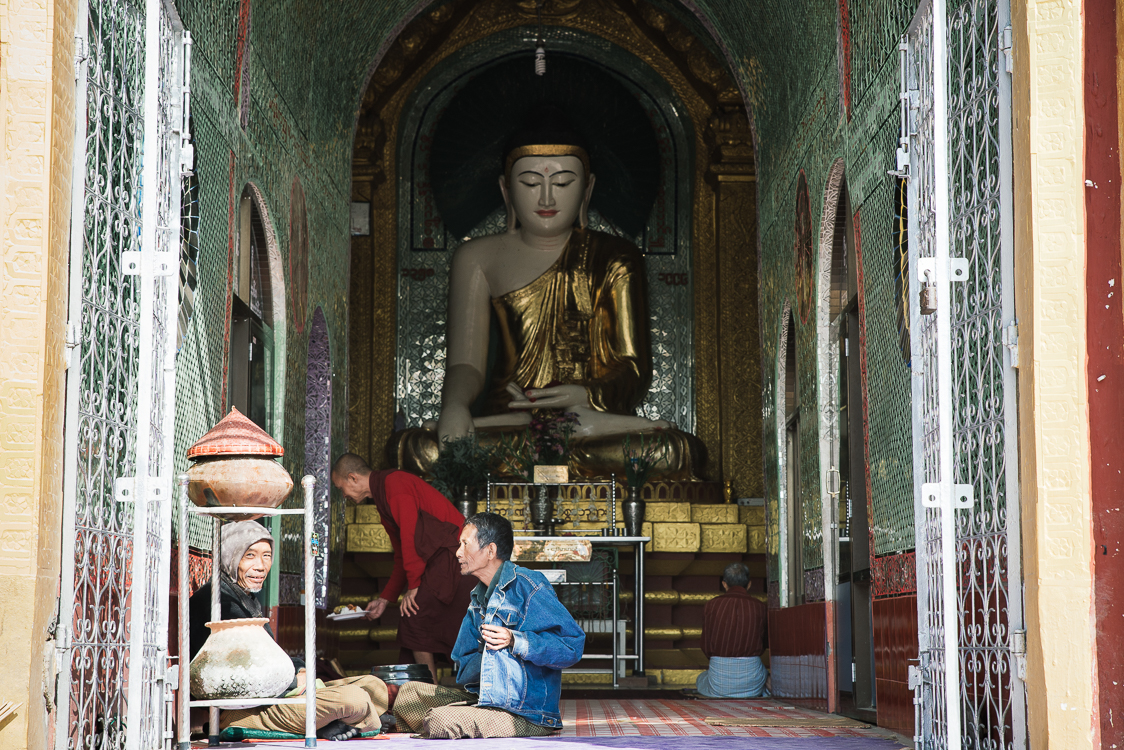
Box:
left=437, top=405, right=475, bottom=442
left=507, top=383, right=592, bottom=411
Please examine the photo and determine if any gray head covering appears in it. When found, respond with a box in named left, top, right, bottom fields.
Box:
left=220, top=520, right=274, bottom=582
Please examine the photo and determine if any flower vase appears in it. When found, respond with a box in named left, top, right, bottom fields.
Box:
left=623, top=485, right=645, bottom=538
left=190, top=617, right=296, bottom=701
left=456, top=487, right=477, bottom=520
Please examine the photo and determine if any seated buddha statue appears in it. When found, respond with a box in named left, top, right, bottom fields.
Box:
left=394, top=113, right=704, bottom=479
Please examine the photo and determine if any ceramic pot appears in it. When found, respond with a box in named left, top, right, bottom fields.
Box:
left=455, top=487, right=477, bottom=520
left=623, top=486, right=645, bottom=538
left=190, top=617, right=296, bottom=700
left=186, top=457, right=293, bottom=520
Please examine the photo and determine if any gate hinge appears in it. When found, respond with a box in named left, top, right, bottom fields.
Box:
left=889, top=145, right=910, bottom=179
left=921, top=482, right=974, bottom=509
left=114, top=477, right=169, bottom=503
left=53, top=616, right=70, bottom=652
left=1009, top=628, right=1027, bottom=679
left=1002, top=321, right=1019, bottom=369
left=121, top=251, right=176, bottom=277
left=1001, top=25, right=1013, bottom=74
left=64, top=320, right=80, bottom=370
left=907, top=664, right=922, bottom=690
left=74, top=35, right=88, bottom=80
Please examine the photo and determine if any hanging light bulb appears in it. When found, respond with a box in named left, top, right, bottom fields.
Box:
left=534, top=0, right=546, bottom=76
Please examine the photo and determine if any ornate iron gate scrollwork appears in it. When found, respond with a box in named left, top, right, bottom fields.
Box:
left=903, top=0, right=1026, bottom=746
left=57, top=1, right=189, bottom=748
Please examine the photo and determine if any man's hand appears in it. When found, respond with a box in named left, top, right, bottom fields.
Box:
left=481, top=623, right=514, bottom=650
left=294, top=669, right=307, bottom=695
left=365, top=598, right=389, bottom=621
left=401, top=588, right=421, bottom=617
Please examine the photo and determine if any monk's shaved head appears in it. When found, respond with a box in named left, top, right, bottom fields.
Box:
left=332, top=453, right=370, bottom=478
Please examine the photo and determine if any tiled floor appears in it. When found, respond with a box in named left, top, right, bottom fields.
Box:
left=206, top=698, right=911, bottom=749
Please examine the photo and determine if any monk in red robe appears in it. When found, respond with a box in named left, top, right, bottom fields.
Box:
left=332, top=454, right=476, bottom=682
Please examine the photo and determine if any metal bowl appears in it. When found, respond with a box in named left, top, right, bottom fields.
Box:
left=370, top=663, right=434, bottom=685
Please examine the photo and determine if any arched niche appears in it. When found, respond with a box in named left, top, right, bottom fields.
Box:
left=348, top=3, right=757, bottom=485
left=389, top=28, right=696, bottom=434
left=777, top=301, right=802, bottom=609
left=228, top=183, right=287, bottom=434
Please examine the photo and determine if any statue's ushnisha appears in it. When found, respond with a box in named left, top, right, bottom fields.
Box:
left=396, top=107, right=702, bottom=478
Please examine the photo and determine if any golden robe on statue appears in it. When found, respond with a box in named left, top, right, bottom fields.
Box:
left=393, top=228, right=703, bottom=479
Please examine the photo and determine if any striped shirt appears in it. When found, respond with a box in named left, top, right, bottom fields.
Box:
left=701, top=585, right=768, bottom=658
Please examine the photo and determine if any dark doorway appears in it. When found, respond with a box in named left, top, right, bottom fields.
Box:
left=830, top=182, right=875, bottom=722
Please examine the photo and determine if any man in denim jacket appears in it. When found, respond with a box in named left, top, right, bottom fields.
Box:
left=391, top=512, right=586, bottom=738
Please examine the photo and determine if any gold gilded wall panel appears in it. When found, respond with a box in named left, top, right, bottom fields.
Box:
left=715, top=178, right=763, bottom=498
left=350, top=0, right=748, bottom=480
left=347, top=523, right=393, bottom=553
left=739, top=505, right=766, bottom=525
left=355, top=505, right=382, bottom=524
left=690, top=504, right=739, bottom=523
left=748, top=525, right=768, bottom=554
left=700, top=523, right=747, bottom=553
left=652, top=522, right=701, bottom=552
left=646, top=502, right=692, bottom=522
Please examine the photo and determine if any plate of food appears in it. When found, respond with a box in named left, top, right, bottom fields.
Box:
left=328, top=604, right=368, bottom=621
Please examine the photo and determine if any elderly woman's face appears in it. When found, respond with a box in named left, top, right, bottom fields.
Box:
left=238, top=540, right=273, bottom=592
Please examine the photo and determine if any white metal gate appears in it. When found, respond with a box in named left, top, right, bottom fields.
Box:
left=57, top=1, right=190, bottom=747
left=902, top=0, right=1026, bottom=746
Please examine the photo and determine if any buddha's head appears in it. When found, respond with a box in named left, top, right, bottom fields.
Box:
left=500, top=106, right=596, bottom=237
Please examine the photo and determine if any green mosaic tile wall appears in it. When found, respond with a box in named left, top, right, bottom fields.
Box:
left=170, top=0, right=919, bottom=579
left=173, top=0, right=356, bottom=564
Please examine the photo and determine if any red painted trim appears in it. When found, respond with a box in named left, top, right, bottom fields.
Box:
left=1085, top=0, right=1124, bottom=742
left=837, top=0, right=852, bottom=119
left=234, top=0, right=252, bottom=102
left=825, top=600, right=837, bottom=714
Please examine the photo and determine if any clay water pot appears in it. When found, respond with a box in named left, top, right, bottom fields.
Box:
left=189, top=618, right=296, bottom=700
left=186, top=457, right=293, bottom=520
left=186, top=408, right=292, bottom=520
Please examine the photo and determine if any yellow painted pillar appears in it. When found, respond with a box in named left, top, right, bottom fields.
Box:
left=0, top=0, right=76, bottom=748
left=1012, top=0, right=1098, bottom=745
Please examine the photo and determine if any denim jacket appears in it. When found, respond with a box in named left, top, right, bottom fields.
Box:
left=451, top=560, right=586, bottom=728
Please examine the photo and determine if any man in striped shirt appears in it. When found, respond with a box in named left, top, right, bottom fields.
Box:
left=695, top=562, right=770, bottom=698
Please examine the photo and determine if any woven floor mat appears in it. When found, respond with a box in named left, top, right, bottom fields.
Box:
left=705, top=716, right=869, bottom=728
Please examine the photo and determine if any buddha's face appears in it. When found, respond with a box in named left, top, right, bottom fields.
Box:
left=503, top=155, right=593, bottom=237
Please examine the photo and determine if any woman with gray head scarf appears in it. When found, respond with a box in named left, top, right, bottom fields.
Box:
left=189, top=520, right=392, bottom=740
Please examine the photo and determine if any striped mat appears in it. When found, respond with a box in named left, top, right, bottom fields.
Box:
left=227, top=698, right=898, bottom=746
left=557, top=699, right=884, bottom=738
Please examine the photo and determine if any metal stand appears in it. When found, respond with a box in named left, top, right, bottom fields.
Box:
left=176, top=474, right=319, bottom=748
left=513, top=535, right=648, bottom=686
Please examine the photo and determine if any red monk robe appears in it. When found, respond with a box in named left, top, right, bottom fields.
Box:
left=368, top=470, right=476, bottom=655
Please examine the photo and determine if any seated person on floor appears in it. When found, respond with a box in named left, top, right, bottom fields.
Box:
left=392, top=512, right=586, bottom=738
left=695, top=562, right=770, bottom=698
left=190, top=520, right=391, bottom=740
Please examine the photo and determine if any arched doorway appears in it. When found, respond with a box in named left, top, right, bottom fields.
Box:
left=228, top=183, right=284, bottom=431
left=816, top=170, right=875, bottom=719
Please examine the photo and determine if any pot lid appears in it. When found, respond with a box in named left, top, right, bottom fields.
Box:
left=187, top=407, right=284, bottom=459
